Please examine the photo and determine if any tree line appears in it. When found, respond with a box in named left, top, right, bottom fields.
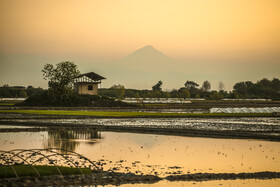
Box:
left=0, top=85, right=44, bottom=98
left=99, top=78, right=280, bottom=100
left=1, top=78, right=279, bottom=100
left=1, top=61, right=279, bottom=101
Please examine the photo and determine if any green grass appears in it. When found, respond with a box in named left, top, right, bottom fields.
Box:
left=0, top=165, right=92, bottom=178
left=0, top=103, right=15, bottom=106
left=0, top=109, right=274, bottom=117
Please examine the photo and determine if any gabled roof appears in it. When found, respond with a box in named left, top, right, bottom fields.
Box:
left=75, top=72, right=106, bottom=81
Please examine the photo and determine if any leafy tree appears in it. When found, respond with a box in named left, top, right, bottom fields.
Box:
left=271, top=78, right=280, bottom=91
left=152, top=81, right=163, bottom=91
left=233, top=79, right=278, bottom=99
left=184, top=81, right=199, bottom=90
left=209, top=91, right=221, bottom=100
left=151, top=90, right=162, bottom=98
left=19, top=90, right=27, bottom=98
left=258, top=78, right=270, bottom=87
left=170, top=89, right=179, bottom=98
left=0, top=87, right=10, bottom=97
left=143, top=91, right=153, bottom=98
left=162, top=91, right=171, bottom=98
left=42, top=61, right=80, bottom=104
left=26, top=86, right=44, bottom=96
left=111, top=84, right=125, bottom=99
left=134, top=92, right=140, bottom=98
left=178, top=88, right=190, bottom=98
left=233, top=92, right=240, bottom=99
left=233, top=82, right=247, bottom=95
left=201, top=80, right=211, bottom=92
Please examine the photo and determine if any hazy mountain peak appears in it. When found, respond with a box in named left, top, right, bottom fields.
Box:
left=118, top=45, right=177, bottom=73
left=123, top=45, right=172, bottom=62
left=131, top=45, right=163, bottom=54
left=138, top=45, right=156, bottom=50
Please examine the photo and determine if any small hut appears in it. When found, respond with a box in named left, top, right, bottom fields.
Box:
left=74, top=72, right=106, bottom=95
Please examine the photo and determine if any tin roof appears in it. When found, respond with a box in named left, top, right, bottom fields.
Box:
left=75, top=72, right=106, bottom=81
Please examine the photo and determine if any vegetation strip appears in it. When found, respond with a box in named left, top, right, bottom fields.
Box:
left=0, top=165, right=91, bottom=178
left=0, top=170, right=280, bottom=186
left=165, top=172, right=280, bottom=181
left=0, top=127, right=45, bottom=133
left=0, top=110, right=274, bottom=118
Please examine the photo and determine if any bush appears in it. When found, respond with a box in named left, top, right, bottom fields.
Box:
left=16, top=91, right=134, bottom=107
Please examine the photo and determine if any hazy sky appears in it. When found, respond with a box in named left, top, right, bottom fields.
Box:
left=0, top=0, right=280, bottom=90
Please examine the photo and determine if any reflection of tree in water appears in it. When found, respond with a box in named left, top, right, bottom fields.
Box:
left=44, top=129, right=101, bottom=152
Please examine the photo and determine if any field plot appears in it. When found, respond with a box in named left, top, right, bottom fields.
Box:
left=0, top=117, right=280, bottom=186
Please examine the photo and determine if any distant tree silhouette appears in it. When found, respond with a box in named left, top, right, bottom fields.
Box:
left=111, top=84, right=125, bottom=99
left=218, top=81, right=225, bottom=91
left=184, top=81, right=199, bottom=90
left=152, top=81, right=163, bottom=91
left=233, top=78, right=280, bottom=99
left=178, top=87, right=190, bottom=98
left=201, top=80, right=211, bottom=92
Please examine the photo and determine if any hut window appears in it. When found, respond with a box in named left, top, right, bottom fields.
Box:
left=88, top=85, right=93, bottom=90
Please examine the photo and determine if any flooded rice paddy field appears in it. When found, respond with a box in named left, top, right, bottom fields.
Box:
left=0, top=117, right=280, bottom=186
left=1, top=129, right=280, bottom=176
left=2, top=117, right=280, bottom=133
left=112, top=179, right=280, bottom=187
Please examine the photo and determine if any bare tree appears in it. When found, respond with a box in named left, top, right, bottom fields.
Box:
left=218, top=81, right=225, bottom=91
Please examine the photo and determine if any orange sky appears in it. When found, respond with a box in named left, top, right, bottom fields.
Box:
left=0, top=0, right=280, bottom=89
left=1, top=0, right=279, bottom=59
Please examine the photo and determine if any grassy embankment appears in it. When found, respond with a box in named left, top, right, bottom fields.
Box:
left=0, top=165, right=91, bottom=178
left=0, top=109, right=274, bottom=117
left=0, top=101, right=17, bottom=106
left=0, top=103, right=15, bottom=106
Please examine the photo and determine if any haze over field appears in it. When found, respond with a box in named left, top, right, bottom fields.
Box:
left=0, top=0, right=279, bottom=90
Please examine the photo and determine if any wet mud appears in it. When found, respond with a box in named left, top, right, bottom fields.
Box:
left=0, top=171, right=280, bottom=187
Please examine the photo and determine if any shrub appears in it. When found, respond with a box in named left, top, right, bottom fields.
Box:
left=16, top=91, right=134, bottom=107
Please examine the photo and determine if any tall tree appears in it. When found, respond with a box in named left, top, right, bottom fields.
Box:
left=152, top=81, right=163, bottom=91
left=184, top=81, right=199, bottom=90
left=271, top=78, right=280, bottom=91
left=178, top=88, right=190, bottom=98
left=42, top=61, right=80, bottom=103
left=233, top=82, right=247, bottom=95
left=201, top=80, right=211, bottom=92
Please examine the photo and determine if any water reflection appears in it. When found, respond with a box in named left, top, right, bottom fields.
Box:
left=1, top=127, right=280, bottom=178
left=45, top=130, right=101, bottom=152
left=115, top=179, right=280, bottom=187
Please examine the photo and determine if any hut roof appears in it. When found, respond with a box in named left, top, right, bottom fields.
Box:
left=75, top=72, right=106, bottom=81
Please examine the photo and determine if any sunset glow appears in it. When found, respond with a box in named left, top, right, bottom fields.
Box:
left=1, top=0, right=279, bottom=58
left=0, top=0, right=280, bottom=89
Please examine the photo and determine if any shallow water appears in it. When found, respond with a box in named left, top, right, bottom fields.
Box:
left=1, top=129, right=280, bottom=177
left=1, top=117, right=280, bottom=186
left=3, top=117, right=280, bottom=133
left=113, top=179, right=280, bottom=187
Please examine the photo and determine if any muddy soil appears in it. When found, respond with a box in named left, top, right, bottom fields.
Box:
left=1, top=171, right=280, bottom=187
